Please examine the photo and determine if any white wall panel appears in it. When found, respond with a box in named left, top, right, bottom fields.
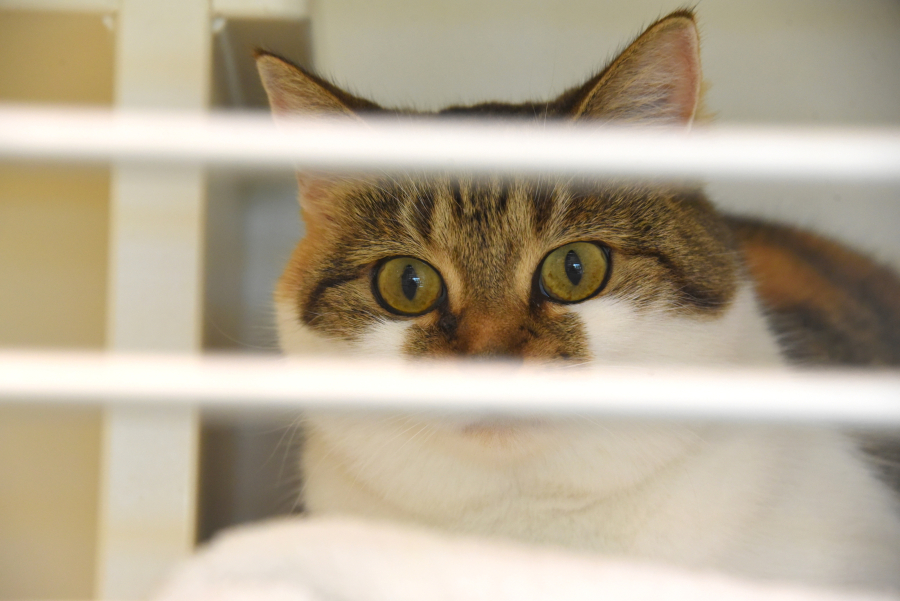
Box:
left=99, top=0, right=210, bottom=598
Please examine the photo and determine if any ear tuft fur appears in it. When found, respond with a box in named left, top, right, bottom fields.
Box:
left=255, top=51, right=378, bottom=119
left=571, top=12, right=702, bottom=126
left=255, top=52, right=380, bottom=228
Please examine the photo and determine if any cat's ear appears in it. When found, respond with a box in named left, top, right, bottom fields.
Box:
left=255, top=53, right=377, bottom=231
left=255, top=51, right=375, bottom=119
left=570, top=12, right=701, bottom=126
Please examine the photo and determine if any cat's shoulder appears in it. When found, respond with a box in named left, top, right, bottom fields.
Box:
left=725, top=215, right=900, bottom=366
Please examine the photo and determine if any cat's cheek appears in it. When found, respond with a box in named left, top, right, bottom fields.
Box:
left=275, top=300, right=351, bottom=355
left=568, top=284, right=784, bottom=366
left=354, top=319, right=413, bottom=358
left=276, top=297, right=414, bottom=358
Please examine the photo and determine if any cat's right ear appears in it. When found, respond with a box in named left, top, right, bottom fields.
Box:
left=255, top=51, right=368, bottom=119
left=255, top=53, right=374, bottom=231
left=567, top=11, right=701, bottom=126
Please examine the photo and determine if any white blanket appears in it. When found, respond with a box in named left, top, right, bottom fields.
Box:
left=154, top=517, right=897, bottom=601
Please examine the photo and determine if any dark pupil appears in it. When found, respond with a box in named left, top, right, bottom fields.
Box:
left=564, top=250, right=583, bottom=286
left=401, top=264, right=420, bottom=300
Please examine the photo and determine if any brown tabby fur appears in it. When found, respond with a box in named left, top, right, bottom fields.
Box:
left=276, top=173, right=742, bottom=360
left=731, top=217, right=900, bottom=365
left=262, top=10, right=900, bottom=368
left=266, top=12, right=751, bottom=363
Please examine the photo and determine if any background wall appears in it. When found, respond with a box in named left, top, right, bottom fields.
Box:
left=310, top=0, right=900, bottom=123
left=0, top=10, right=113, bottom=600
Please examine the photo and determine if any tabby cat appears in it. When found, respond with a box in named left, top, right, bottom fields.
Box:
left=257, top=11, right=900, bottom=589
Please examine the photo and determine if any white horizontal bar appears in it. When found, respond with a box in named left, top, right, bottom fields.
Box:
left=1, top=106, right=899, bottom=181
left=0, top=0, right=117, bottom=12
left=1, top=352, right=899, bottom=427
left=0, top=1, right=307, bottom=19
left=212, top=0, right=307, bottom=20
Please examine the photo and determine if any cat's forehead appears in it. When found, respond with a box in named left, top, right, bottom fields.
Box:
left=332, top=175, right=681, bottom=303
left=343, top=175, right=682, bottom=256
left=419, top=177, right=556, bottom=249
left=348, top=175, right=632, bottom=248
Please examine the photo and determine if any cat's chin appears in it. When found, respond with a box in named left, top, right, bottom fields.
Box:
left=457, top=416, right=547, bottom=445
left=460, top=416, right=543, bottom=432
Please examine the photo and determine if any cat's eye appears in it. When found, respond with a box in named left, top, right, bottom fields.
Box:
left=374, top=257, right=444, bottom=316
left=538, top=242, right=610, bottom=303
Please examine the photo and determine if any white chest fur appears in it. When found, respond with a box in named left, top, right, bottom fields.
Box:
left=279, top=284, right=900, bottom=589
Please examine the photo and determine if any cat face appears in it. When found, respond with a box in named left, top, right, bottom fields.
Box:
left=275, top=172, right=745, bottom=363
left=261, top=12, right=769, bottom=367
left=262, top=13, right=785, bottom=522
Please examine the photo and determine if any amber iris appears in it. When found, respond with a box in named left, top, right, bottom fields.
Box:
left=539, top=242, right=609, bottom=303
left=375, top=257, right=444, bottom=315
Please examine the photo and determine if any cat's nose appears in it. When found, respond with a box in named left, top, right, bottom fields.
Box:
left=454, top=312, right=528, bottom=359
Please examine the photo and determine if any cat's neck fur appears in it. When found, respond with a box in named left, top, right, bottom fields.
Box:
left=301, top=423, right=899, bottom=587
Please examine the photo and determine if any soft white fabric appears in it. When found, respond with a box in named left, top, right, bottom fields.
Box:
left=154, top=517, right=897, bottom=601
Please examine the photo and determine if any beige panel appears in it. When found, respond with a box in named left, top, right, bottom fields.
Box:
left=0, top=12, right=112, bottom=348
left=0, top=164, right=107, bottom=600
left=0, top=10, right=114, bottom=105
left=0, top=406, right=101, bottom=600
left=0, top=165, right=109, bottom=348
left=0, top=10, right=113, bottom=601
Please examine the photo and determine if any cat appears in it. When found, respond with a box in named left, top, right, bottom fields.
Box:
left=256, top=10, right=900, bottom=590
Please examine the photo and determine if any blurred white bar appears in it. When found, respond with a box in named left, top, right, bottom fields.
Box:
left=0, top=0, right=308, bottom=17
left=97, top=406, right=197, bottom=600
left=0, top=107, right=899, bottom=181
left=1, top=352, right=899, bottom=427
left=95, top=1, right=209, bottom=598
left=212, top=0, right=308, bottom=19
left=0, top=0, right=118, bottom=11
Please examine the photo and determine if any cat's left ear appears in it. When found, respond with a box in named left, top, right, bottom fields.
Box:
left=570, top=11, right=701, bottom=126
